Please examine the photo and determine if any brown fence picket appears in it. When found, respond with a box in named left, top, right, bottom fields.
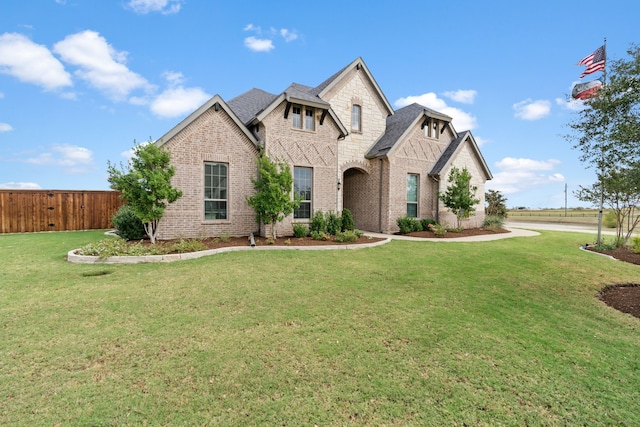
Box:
left=0, top=190, right=123, bottom=233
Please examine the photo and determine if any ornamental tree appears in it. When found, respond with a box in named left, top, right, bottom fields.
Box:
left=107, top=141, right=182, bottom=244
left=439, top=166, right=480, bottom=229
left=247, top=153, right=300, bottom=240
left=485, top=189, right=508, bottom=218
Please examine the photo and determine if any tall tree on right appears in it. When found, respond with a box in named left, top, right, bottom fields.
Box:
left=565, top=44, right=640, bottom=244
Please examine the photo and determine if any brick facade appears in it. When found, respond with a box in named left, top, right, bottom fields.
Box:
left=156, top=58, right=491, bottom=239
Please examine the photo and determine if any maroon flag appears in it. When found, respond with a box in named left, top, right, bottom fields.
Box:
left=577, top=45, right=606, bottom=78
left=572, top=77, right=603, bottom=100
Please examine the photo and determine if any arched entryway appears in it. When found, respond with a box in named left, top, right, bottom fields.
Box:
left=342, top=166, right=379, bottom=232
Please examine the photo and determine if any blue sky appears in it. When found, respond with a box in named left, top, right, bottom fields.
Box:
left=0, top=0, right=638, bottom=209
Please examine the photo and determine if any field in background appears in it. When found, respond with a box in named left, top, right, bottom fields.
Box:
left=507, top=209, right=604, bottom=226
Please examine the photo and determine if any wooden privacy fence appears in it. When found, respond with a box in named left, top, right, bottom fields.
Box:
left=0, top=190, right=123, bottom=234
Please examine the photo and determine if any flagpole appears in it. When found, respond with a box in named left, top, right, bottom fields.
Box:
left=596, top=37, right=607, bottom=245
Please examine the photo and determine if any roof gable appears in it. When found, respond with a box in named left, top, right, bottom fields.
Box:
left=429, top=131, right=492, bottom=180
left=156, top=94, right=259, bottom=148
left=316, top=57, right=394, bottom=116
left=227, top=88, right=278, bottom=125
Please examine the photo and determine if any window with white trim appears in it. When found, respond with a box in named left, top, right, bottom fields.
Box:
left=294, top=166, right=312, bottom=219
left=204, top=162, right=227, bottom=220
left=406, top=173, right=419, bottom=218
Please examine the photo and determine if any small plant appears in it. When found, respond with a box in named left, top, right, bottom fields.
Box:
left=428, top=223, right=447, bottom=237
left=632, top=237, right=640, bottom=254
left=219, top=232, right=232, bottom=243
left=334, top=231, right=358, bottom=243
left=310, top=230, right=329, bottom=241
left=170, top=238, right=207, bottom=253
left=421, top=218, right=437, bottom=230
left=266, top=237, right=276, bottom=245
left=354, top=229, right=364, bottom=238
left=341, top=208, right=355, bottom=232
left=111, top=205, right=146, bottom=241
left=483, top=215, right=504, bottom=231
left=310, top=210, right=327, bottom=234
left=326, top=211, right=342, bottom=235
left=293, top=223, right=308, bottom=238
left=284, top=239, right=292, bottom=245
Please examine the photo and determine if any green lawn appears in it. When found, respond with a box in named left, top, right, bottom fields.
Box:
left=1, top=230, right=639, bottom=425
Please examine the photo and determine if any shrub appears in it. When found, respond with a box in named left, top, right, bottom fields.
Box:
left=326, top=211, right=342, bottom=235
left=219, top=232, right=232, bottom=243
left=603, top=210, right=617, bottom=228
left=310, top=230, right=329, bottom=241
left=334, top=231, right=358, bottom=242
left=111, top=205, right=146, bottom=241
left=293, top=223, right=308, bottom=238
left=171, top=238, right=207, bottom=253
left=632, top=237, right=640, bottom=254
left=396, top=216, right=421, bottom=234
left=421, top=218, right=437, bottom=230
left=310, top=210, right=327, bottom=234
left=341, top=209, right=355, bottom=232
left=428, top=223, right=447, bottom=237
left=483, top=215, right=505, bottom=231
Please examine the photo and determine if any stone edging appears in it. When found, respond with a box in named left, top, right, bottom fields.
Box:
left=578, top=246, right=618, bottom=261
left=67, top=238, right=392, bottom=264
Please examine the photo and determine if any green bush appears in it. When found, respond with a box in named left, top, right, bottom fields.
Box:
left=421, top=218, right=437, bottom=230
left=310, top=210, right=327, bottom=234
left=396, top=216, right=422, bottom=234
left=334, top=230, right=358, bottom=242
left=341, top=208, right=355, bottom=232
left=310, top=230, right=329, bottom=241
left=171, top=238, right=207, bottom=253
left=603, top=210, right=617, bottom=228
left=326, top=211, right=342, bottom=235
left=293, top=223, right=308, bottom=238
left=483, top=215, right=505, bottom=231
left=632, top=237, right=640, bottom=254
left=111, top=205, right=146, bottom=240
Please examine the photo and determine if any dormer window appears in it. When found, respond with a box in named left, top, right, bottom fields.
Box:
left=425, top=119, right=440, bottom=139
left=352, top=104, right=362, bottom=133
left=292, top=104, right=315, bottom=131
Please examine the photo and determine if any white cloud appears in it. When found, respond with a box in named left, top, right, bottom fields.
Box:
left=151, top=86, right=211, bottom=119
left=555, top=96, right=583, bottom=112
left=280, top=29, right=298, bottom=42
left=443, top=89, right=477, bottom=104
left=0, top=32, right=72, bottom=91
left=25, top=144, right=93, bottom=173
left=0, top=123, right=13, bottom=132
left=395, top=92, right=478, bottom=131
left=126, top=0, right=182, bottom=14
left=513, top=99, right=551, bottom=120
left=0, top=182, right=42, bottom=189
left=487, top=157, right=565, bottom=195
left=244, top=36, right=275, bottom=53
left=53, top=30, right=154, bottom=101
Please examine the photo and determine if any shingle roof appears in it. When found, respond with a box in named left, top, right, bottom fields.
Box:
left=429, top=133, right=466, bottom=175
left=227, top=88, right=278, bottom=124
left=366, top=103, right=451, bottom=159
left=284, top=83, right=331, bottom=106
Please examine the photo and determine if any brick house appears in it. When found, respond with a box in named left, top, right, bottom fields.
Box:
left=155, top=57, right=492, bottom=239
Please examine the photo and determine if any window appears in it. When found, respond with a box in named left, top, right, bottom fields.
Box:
left=294, top=167, right=312, bottom=219
left=352, top=104, right=362, bottom=132
left=292, top=105, right=302, bottom=129
left=204, top=162, right=227, bottom=220
left=292, top=104, right=315, bottom=131
left=432, top=119, right=439, bottom=139
left=406, top=174, right=419, bottom=218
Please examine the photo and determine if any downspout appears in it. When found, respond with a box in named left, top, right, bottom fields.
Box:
left=430, top=175, right=440, bottom=223
left=378, top=158, right=384, bottom=233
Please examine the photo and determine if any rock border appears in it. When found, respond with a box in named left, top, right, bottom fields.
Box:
left=67, top=237, right=392, bottom=264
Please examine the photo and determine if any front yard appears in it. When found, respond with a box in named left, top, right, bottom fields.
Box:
left=1, top=230, right=639, bottom=425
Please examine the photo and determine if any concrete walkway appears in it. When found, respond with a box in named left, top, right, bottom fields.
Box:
left=365, top=226, right=539, bottom=243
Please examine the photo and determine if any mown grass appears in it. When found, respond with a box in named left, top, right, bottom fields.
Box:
left=1, top=230, right=639, bottom=425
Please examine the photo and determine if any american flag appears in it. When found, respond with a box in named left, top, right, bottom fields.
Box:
left=577, top=45, right=606, bottom=78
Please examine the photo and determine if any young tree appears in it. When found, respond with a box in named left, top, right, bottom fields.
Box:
left=107, top=141, right=183, bottom=244
left=485, top=189, right=508, bottom=218
left=439, top=166, right=480, bottom=229
left=247, top=153, right=300, bottom=240
left=575, top=165, right=640, bottom=246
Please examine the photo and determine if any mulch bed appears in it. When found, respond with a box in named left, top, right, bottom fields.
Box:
left=403, top=227, right=510, bottom=238
left=585, top=246, right=640, bottom=319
